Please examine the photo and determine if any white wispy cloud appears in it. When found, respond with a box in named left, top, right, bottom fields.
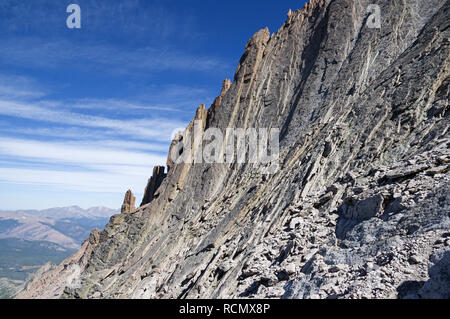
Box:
left=71, top=139, right=170, bottom=153
left=0, top=85, right=190, bottom=198
left=62, top=95, right=211, bottom=114
left=0, top=74, right=47, bottom=99
left=0, top=166, right=148, bottom=193
left=0, top=137, right=168, bottom=194
left=0, top=0, right=221, bottom=209
left=0, top=125, right=109, bottom=140
left=0, top=37, right=227, bottom=74
left=0, top=125, right=177, bottom=153
left=67, top=98, right=183, bottom=113
left=0, top=137, right=166, bottom=168
left=0, top=99, right=187, bottom=142
left=0, top=74, right=206, bottom=201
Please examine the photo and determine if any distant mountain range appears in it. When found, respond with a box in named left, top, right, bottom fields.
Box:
left=0, top=206, right=117, bottom=249
left=0, top=206, right=118, bottom=298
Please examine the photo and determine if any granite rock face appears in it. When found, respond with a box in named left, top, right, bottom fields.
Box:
left=18, top=0, right=449, bottom=299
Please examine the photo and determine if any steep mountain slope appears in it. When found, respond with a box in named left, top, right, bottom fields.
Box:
left=18, top=0, right=449, bottom=299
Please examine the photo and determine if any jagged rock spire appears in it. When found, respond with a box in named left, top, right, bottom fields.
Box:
left=222, top=79, right=232, bottom=94
left=287, top=9, right=293, bottom=18
left=208, top=78, right=233, bottom=122
left=167, top=132, right=184, bottom=171
left=141, top=166, right=167, bottom=206
left=121, top=189, right=135, bottom=214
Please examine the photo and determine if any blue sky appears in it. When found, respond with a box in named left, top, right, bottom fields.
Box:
left=0, top=0, right=307, bottom=210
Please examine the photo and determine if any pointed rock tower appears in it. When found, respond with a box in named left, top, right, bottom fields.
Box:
left=121, top=190, right=135, bottom=214
left=141, top=166, right=166, bottom=206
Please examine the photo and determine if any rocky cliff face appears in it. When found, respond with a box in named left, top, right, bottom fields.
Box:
left=18, top=0, right=449, bottom=299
